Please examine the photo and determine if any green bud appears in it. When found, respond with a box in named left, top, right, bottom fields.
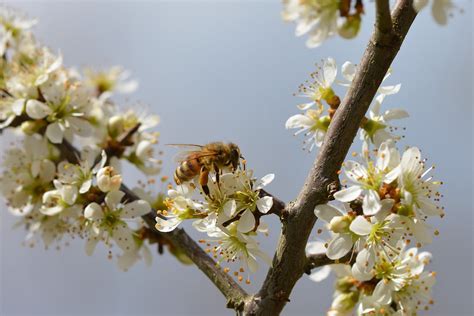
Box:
left=332, top=291, right=359, bottom=312
left=338, top=15, right=362, bottom=39
left=335, top=277, right=354, bottom=293
left=329, top=215, right=351, bottom=234
left=319, top=116, right=331, bottom=130
left=21, top=120, right=45, bottom=135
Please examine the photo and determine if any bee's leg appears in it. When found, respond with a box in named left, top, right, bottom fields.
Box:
left=199, top=167, right=210, bottom=196
left=214, top=164, right=220, bottom=184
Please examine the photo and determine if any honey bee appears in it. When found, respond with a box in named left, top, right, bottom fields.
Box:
left=169, top=142, right=243, bottom=195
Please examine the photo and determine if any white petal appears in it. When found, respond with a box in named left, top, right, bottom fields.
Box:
left=85, top=235, right=101, bottom=256
left=223, top=199, right=237, bottom=217
left=344, top=160, right=369, bottom=183
left=412, top=220, right=433, bottom=245
left=105, top=190, right=125, bottom=210
left=117, top=251, right=138, bottom=271
left=384, top=166, right=401, bottom=184
left=417, top=197, right=443, bottom=216
left=352, top=259, right=374, bottom=281
left=113, top=222, right=136, bottom=252
left=334, top=186, right=363, bottom=202
left=305, top=241, right=326, bottom=256
left=413, top=0, right=429, bottom=11
left=341, top=61, right=356, bottom=82
left=323, top=57, right=337, bottom=86
left=237, top=209, right=256, bottom=233
left=309, top=266, right=331, bottom=282
left=363, top=190, right=382, bottom=216
left=256, top=196, right=273, bottom=214
left=326, top=234, right=353, bottom=260
left=12, top=98, right=26, bottom=115
left=372, top=280, right=393, bottom=305
left=254, top=174, right=275, bottom=190
left=378, top=84, right=401, bottom=95
left=68, top=117, right=92, bottom=137
left=349, top=216, right=372, bottom=236
left=84, top=203, right=104, bottom=220
left=314, top=204, right=342, bottom=223
left=370, top=94, right=385, bottom=117
left=155, top=216, right=181, bottom=232
left=432, top=0, right=449, bottom=25
left=297, top=102, right=315, bottom=110
left=383, top=109, right=409, bottom=121
left=45, top=122, right=64, bottom=144
left=25, top=100, right=52, bottom=119
left=122, top=200, right=151, bottom=218
left=60, top=185, right=78, bottom=205
left=285, top=114, right=313, bottom=129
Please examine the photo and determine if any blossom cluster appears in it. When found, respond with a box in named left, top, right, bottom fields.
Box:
left=281, top=0, right=457, bottom=48
left=156, top=170, right=274, bottom=279
left=282, top=0, right=364, bottom=48
left=0, top=7, right=163, bottom=271
left=291, top=57, right=444, bottom=314
left=286, top=57, right=405, bottom=152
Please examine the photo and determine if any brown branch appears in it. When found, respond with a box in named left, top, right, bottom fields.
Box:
left=243, top=0, right=417, bottom=314
left=376, top=0, right=393, bottom=37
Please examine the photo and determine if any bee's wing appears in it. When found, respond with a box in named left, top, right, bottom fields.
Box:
left=168, top=144, right=205, bottom=163
left=166, top=144, right=204, bottom=149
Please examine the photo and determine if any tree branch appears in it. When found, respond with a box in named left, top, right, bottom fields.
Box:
left=304, top=252, right=355, bottom=275
left=376, top=0, right=393, bottom=37
left=243, top=1, right=417, bottom=314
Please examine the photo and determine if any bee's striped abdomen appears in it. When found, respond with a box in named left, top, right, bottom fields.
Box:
left=174, top=159, right=201, bottom=184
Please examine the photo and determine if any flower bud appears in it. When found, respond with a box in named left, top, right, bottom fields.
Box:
left=97, top=166, right=122, bottom=192
left=329, top=215, right=350, bottom=233
left=338, top=15, right=362, bottom=39
left=108, top=115, right=125, bottom=138
left=21, top=120, right=45, bottom=135
left=335, top=277, right=354, bottom=293
left=331, top=292, right=359, bottom=313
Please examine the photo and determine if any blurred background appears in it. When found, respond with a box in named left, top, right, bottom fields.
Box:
left=0, top=1, right=472, bottom=315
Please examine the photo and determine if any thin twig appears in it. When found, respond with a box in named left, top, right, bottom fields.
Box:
left=243, top=1, right=417, bottom=314
left=304, top=252, right=355, bottom=275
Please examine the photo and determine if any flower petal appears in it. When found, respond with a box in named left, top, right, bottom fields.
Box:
left=334, top=186, right=363, bottom=202
left=45, top=122, right=64, bottom=144
left=25, top=100, right=52, bottom=119
left=350, top=216, right=372, bottom=236
left=84, top=202, right=104, bottom=220
left=314, top=204, right=342, bottom=223
left=122, top=200, right=151, bottom=218
left=105, top=190, right=125, bottom=210
left=326, top=234, right=353, bottom=260
left=363, top=190, right=382, bottom=216
left=113, top=222, right=136, bottom=252
left=237, top=209, right=256, bottom=233
left=256, top=196, right=273, bottom=214
left=309, top=266, right=331, bottom=282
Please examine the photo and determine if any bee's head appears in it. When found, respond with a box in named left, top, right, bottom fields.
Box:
left=228, top=142, right=241, bottom=170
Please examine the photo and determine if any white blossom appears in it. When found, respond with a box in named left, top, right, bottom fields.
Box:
left=340, top=62, right=401, bottom=96
left=282, top=0, right=339, bottom=48
left=84, top=190, right=151, bottom=255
